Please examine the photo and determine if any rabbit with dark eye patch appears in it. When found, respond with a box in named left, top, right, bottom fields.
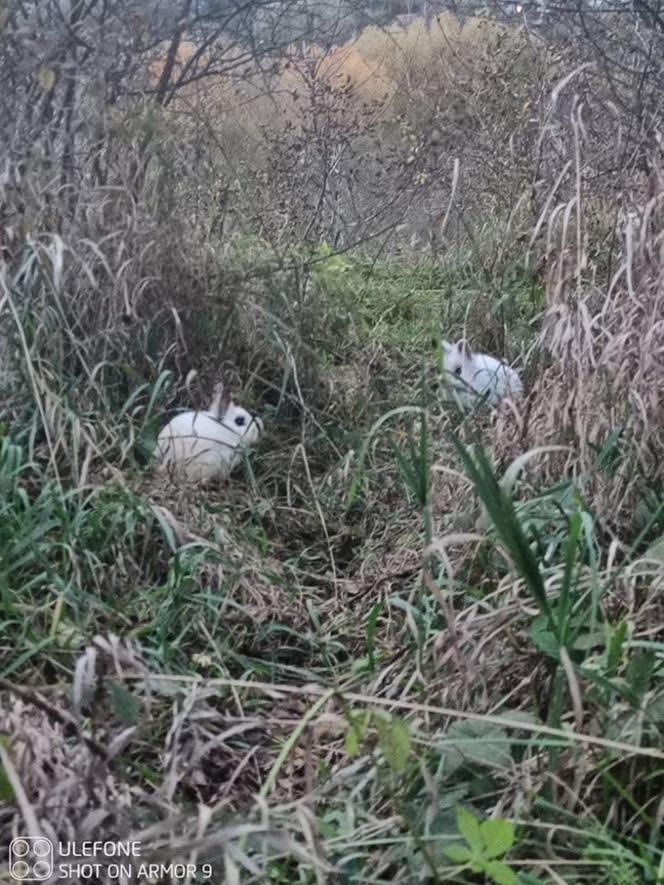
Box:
left=442, top=339, right=522, bottom=407
left=155, top=382, right=262, bottom=481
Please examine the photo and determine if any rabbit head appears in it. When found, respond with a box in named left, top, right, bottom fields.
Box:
left=442, top=339, right=475, bottom=388
left=216, top=401, right=263, bottom=447
left=209, top=382, right=263, bottom=446
left=442, top=339, right=522, bottom=407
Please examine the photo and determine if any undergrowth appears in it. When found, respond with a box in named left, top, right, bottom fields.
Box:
left=1, top=232, right=663, bottom=884
left=2, top=4, right=664, bottom=883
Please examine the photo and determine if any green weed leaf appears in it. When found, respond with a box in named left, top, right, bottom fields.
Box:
left=485, top=860, right=518, bottom=885
left=456, top=806, right=483, bottom=854
left=345, top=711, right=369, bottom=758
left=36, top=66, right=55, bottom=91
left=0, top=737, right=14, bottom=802
left=376, top=716, right=411, bottom=772
left=606, top=620, right=627, bottom=675
left=107, top=681, right=140, bottom=726
left=529, top=615, right=559, bottom=659
left=480, top=817, right=515, bottom=858
left=444, top=845, right=472, bottom=864
left=443, top=720, right=512, bottom=771
left=626, top=650, right=655, bottom=702
left=345, top=727, right=359, bottom=758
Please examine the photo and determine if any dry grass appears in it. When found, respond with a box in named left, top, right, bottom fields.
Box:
left=495, top=160, right=664, bottom=534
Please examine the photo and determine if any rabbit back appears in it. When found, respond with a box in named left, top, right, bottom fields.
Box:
left=155, top=410, right=241, bottom=480
left=472, top=353, right=522, bottom=404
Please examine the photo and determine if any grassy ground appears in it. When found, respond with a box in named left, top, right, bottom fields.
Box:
left=1, top=237, right=664, bottom=885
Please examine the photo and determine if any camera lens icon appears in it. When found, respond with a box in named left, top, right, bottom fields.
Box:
left=9, top=837, right=53, bottom=881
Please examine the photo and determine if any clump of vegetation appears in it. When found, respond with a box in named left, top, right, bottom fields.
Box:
left=2, top=1, right=664, bottom=883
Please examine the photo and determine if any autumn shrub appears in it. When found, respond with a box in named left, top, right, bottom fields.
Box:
left=351, top=14, right=553, bottom=239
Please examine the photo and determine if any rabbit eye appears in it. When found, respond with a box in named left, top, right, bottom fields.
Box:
left=234, top=415, right=246, bottom=427
left=454, top=366, right=463, bottom=376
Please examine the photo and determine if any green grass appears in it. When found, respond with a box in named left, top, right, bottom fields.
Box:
left=308, top=244, right=544, bottom=368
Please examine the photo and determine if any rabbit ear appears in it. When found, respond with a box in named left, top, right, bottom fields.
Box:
left=208, top=382, right=231, bottom=417
left=455, top=339, right=472, bottom=358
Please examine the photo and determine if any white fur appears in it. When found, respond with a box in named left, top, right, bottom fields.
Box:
left=442, top=339, right=522, bottom=407
left=155, top=386, right=262, bottom=481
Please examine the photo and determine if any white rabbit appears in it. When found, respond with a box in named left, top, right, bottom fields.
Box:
left=442, top=339, right=522, bottom=407
left=155, top=382, right=262, bottom=481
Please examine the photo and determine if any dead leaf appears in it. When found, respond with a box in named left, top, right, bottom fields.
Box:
left=36, top=66, right=55, bottom=92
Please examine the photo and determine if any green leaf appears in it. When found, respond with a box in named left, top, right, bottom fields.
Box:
left=150, top=505, right=178, bottom=552
left=444, top=845, right=472, bottom=864
left=443, top=720, right=513, bottom=771
left=449, top=435, right=552, bottom=624
left=346, top=710, right=369, bottom=758
left=606, top=620, right=627, bottom=675
left=643, top=531, right=664, bottom=563
left=107, top=680, right=140, bottom=726
left=36, top=65, right=55, bottom=91
left=137, top=764, right=160, bottom=785
left=0, top=764, right=13, bottom=802
left=570, top=627, right=605, bottom=651
left=480, top=818, right=514, bottom=859
left=0, top=736, right=14, bottom=802
left=626, top=650, right=655, bottom=702
left=484, top=860, right=518, bottom=885
left=345, top=727, right=359, bottom=758
left=377, top=717, right=411, bottom=773
left=643, top=692, right=664, bottom=725
left=529, top=615, right=559, bottom=658
left=456, top=806, right=483, bottom=854
left=350, top=655, right=371, bottom=675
